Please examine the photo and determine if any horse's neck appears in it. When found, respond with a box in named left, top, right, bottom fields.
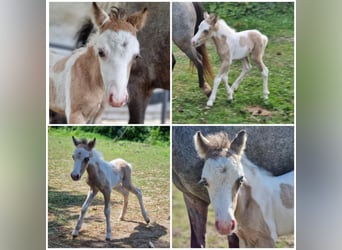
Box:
left=76, top=46, right=104, bottom=90
left=241, top=155, right=272, bottom=187
left=86, top=151, right=108, bottom=185
left=215, top=20, right=236, bottom=39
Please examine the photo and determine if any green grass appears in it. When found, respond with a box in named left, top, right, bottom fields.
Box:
left=48, top=128, right=170, bottom=247
left=172, top=3, right=294, bottom=124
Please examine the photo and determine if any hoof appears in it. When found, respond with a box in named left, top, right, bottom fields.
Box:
left=106, top=237, right=111, bottom=241
left=206, top=101, right=213, bottom=107
left=72, top=235, right=78, bottom=239
left=201, top=82, right=212, bottom=97
left=145, top=216, right=150, bottom=224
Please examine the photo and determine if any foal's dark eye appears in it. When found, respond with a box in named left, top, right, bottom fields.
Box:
left=203, top=30, right=209, bottom=34
left=238, top=176, right=244, bottom=185
left=98, top=49, right=105, bottom=58
left=134, top=54, right=141, bottom=60
left=84, top=157, right=89, bottom=162
left=199, top=178, right=209, bottom=187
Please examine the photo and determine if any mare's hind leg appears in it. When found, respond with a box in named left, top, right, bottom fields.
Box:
left=72, top=188, right=98, bottom=238
left=114, top=185, right=129, bottom=220
left=183, top=192, right=209, bottom=248
left=231, top=58, right=252, bottom=91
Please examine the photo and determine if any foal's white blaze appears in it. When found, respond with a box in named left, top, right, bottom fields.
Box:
left=71, top=147, right=92, bottom=181
left=95, top=29, right=140, bottom=107
left=191, top=20, right=212, bottom=47
left=202, top=156, right=243, bottom=235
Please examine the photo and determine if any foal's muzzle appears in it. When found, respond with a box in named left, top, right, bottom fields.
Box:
left=71, top=173, right=81, bottom=181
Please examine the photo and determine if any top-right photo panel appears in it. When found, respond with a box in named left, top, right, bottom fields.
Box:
left=172, top=2, right=294, bottom=124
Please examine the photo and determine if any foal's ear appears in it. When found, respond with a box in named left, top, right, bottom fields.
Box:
left=203, top=12, right=209, bottom=19
left=208, top=14, right=218, bottom=25
left=88, top=138, right=96, bottom=150
left=92, top=2, right=110, bottom=28
left=72, top=136, right=80, bottom=147
left=127, top=8, right=148, bottom=31
left=194, top=131, right=210, bottom=159
left=230, top=130, right=247, bottom=156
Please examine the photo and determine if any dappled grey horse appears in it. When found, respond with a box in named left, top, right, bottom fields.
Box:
left=172, top=2, right=213, bottom=96
left=172, top=126, right=294, bottom=248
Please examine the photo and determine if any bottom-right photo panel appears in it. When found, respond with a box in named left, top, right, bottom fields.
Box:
left=172, top=126, right=294, bottom=248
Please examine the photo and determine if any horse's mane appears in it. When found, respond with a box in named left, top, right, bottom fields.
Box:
left=218, top=19, right=236, bottom=34
left=75, top=6, right=128, bottom=48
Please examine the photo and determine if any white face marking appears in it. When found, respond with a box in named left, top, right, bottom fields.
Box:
left=191, top=21, right=213, bottom=47
left=95, top=30, right=140, bottom=107
left=71, top=147, right=92, bottom=180
left=201, top=156, right=244, bottom=234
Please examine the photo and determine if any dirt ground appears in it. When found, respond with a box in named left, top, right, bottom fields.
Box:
left=48, top=197, right=170, bottom=248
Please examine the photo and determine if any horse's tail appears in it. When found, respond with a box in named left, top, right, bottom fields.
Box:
left=192, top=2, right=214, bottom=83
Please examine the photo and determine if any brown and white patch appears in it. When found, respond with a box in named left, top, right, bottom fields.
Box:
left=280, top=183, right=294, bottom=209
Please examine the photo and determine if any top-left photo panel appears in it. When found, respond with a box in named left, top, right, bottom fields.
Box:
left=49, top=2, right=170, bottom=124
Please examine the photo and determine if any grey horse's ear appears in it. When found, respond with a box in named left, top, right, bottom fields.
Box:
left=194, top=131, right=210, bottom=159
left=72, top=136, right=80, bottom=146
left=230, top=130, right=247, bottom=156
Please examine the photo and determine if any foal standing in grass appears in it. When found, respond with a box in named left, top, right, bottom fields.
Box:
left=70, top=136, right=150, bottom=241
left=194, top=130, right=294, bottom=247
left=191, top=13, right=269, bottom=107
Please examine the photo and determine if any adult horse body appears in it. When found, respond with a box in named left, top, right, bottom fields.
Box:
left=194, top=130, right=294, bottom=247
left=172, top=126, right=294, bottom=248
left=75, top=2, right=170, bottom=124
left=49, top=3, right=147, bottom=123
left=71, top=136, right=150, bottom=240
left=172, top=2, right=213, bottom=96
left=191, top=13, right=269, bottom=107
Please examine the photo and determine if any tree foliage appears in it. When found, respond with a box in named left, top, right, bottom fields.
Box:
left=49, top=126, right=170, bottom=145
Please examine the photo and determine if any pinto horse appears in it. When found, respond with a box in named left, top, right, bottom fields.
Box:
left=74, top=2, right=170, bottom=124
left=71, top=136, right=150, bottom=241
left=172, top=126, right=294, bottom=248
left=191, top=12, right=269, bottom=107
left=194, top=130, right=294, bottom=247
left=49, top=3, right=147, bottom=123
left=172, top=2, right=214, bottom=96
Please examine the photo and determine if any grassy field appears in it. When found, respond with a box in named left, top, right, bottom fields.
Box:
left=48, top=129, right=170, bottom=248
left=172, top=2, right=294, bottom=124
left=172, top=184, right=294, bottom=248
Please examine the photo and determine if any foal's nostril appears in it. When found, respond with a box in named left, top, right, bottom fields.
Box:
left=231, top=220, right=235, bottom=231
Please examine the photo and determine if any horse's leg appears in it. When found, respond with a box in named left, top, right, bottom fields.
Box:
left=183, top=193, right=208, bottom=248
left=222, top=75, right=233, bottom=100
left=175, top=42, right=211, bottom=97
left=113, top=185, right=129, bottom=220
left=125, top=183, right=150, bottom=223
left=127, top=75, right=153, bottom=124
left=251, top=50, right=269, bottom=99
left=72, top=188, right=98, bottom=238
left=228, top=233, right=240, bottom=248
left=103, top=189, right=112, bottom=241
left=207, top=60, right=230, bottom=106
left=68, top=111, right=87, bottom=124
left=231, top=58, right=252, bottom=91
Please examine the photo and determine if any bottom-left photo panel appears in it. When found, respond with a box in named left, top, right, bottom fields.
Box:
left=47, top=126, right=170, bottom=248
